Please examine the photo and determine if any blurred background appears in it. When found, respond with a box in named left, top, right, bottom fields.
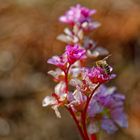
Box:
left=0, top=0, right=140, bottom=140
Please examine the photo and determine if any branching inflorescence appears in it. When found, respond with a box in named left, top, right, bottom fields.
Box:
left=42, top=4, right=128, bottom=140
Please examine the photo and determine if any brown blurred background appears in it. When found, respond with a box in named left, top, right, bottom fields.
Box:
left=0, top=0, right=140, bottom=140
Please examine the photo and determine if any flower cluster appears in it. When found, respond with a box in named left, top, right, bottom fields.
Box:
left=59, top=4, right=100, bottom=31
left=65, top=44, right=86, bottom=64
left=57, top=4, right=107, bottom=58
left=43, top=4, right=128, bottom=140
left=83, top=67, right=116, bottom=84
left=47, top=44, right=86, bottom=71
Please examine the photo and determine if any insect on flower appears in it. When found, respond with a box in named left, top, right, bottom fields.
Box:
left=96, top=55, right=112, bottom=75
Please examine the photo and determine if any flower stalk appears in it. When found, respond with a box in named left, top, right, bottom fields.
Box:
left=42, top=4, right=128, bottom=140
left=67, top=107, right=86, bottom=140
left=64, top=61, right=87, bottom=140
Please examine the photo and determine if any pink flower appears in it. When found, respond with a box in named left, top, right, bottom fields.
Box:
left=84, top=67, right=116, bottom=84
left=60, top=4, right=95, bottom=25
left=65, top=44, right=86, bottom=64
left=47, top=55, right=67, bottom=71
left=59, top=4, right=100, bottom=30
left=47, top=45, right=86, bottom=70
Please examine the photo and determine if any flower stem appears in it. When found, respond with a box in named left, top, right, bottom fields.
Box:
left=67, top=107, right=86, bottom=140
left=64, top=63, right=71, bottom=93
left=81, top=112, right=90, bottom=140
left=90, top=134, right=97, bottom=140
left=64, top=63, right=88, bottom=140
left=64, top=63, right=98, bottom=140
left=82, top=84, right=100, bottom=140
left=85, top=84, right=100, bottom=117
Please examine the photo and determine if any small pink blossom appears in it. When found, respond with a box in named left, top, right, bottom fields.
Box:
left=85, top=67, right=116, bottom=84
left=65, top=44, right=86, bottom=64
left=59, top=4, right=96, bottom=25
left=47, top=55, right=67, bottom=71
left=59, top=4, right=100, bottom=30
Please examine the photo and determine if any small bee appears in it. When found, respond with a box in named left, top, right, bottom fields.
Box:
left=96, top=55, right=111, bottom=75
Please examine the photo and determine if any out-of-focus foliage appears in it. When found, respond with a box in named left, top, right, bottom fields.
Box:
left=0, top=0, right=139, bottom=140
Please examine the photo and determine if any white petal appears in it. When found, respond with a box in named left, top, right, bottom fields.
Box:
left=73, top=90, right=87, bottom=103
left=73, top=24, right=79, bottom=34
left=55, top=81, right=66, bottom=96
left=69, top=79, right=82, bottom=87
left=77, top=29, right=84, bottom=40
left=64, top=28, right=72, bottom=36
left=90, top=21, right=101, bottom=29
left=48, top=70, right=57, bottom=77
left=52, top=106, right=61, bottom=118
left=96, top=47, right=109, bottom=55
left=57, top=34, right=68, bottom=43
left=73, top=36, right=79, bottom=43
left=42, top=96, right=56, bottom=107
left=81, top=22, right=88, bottom=28
left=66, top=36, right=73, bottom=42
left=48, top=69, right=64, bottom=78
left=87, top=50, right=99, bottom=58
left=70, top=67, right=81, bottom=78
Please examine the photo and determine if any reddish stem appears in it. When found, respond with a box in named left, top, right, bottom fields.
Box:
left=64, top=62, right=98, bottom=140
left=85, top=84, right=100, bottom=115
left=67, top=107, right=86, bottom=140
left=64, top=63, right=71, bottom=93
left=64, top=63, right=86, bottom=139
left=90, top=134, right=97, bottom=140
left=82, top=84, right=100, bottom=140
left=81, top=112, right=90, bottom=140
